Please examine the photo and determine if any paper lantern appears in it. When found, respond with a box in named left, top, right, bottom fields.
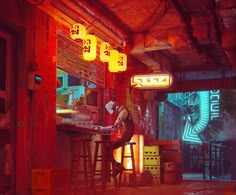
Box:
left=100, top=42, right=111, bottom=62
left=83, top=34, right=97, bottom=61
left=108, top=50, right=119, bottom=72
left=70, top=23, right=86, bottom=40
left=118, top=53, right=127, bottom=71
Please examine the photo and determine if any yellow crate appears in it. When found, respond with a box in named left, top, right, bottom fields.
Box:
left=32, top=169, right=51, bottom=189
left=32, top=189, right=51, bottom=195
left=152, top=175, right=161, bottom=185
left=144, top=146, right=160, bottom=156
left=144, top=165, right=160, bottom=175
left=144, top=155, right=160, bottom=166
left=32, top=168, right=69, bottom=190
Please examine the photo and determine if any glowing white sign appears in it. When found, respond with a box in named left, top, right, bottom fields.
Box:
left=130, top=73, right=173, bottom=89
left=210, top=90, right=220, bottom=120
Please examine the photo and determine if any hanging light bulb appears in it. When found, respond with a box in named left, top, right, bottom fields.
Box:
left=100, top=42, right=111, bottom=62
left=118, top=53, right=127, bottom=71
left=108, top=50, right=119, bottom=72
left=83, top=34, right=97, bottom=61
left=69, top=23, right=87, bottom=40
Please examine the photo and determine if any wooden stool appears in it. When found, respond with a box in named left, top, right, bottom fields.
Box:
left=93, top=140, right=118, bottom=191
left=119, top=142, right=136, bottom=187
left=71, top=137, right=95, bottom=192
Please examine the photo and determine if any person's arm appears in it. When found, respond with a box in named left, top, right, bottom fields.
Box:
left=113, top=109, right=128, bottom=129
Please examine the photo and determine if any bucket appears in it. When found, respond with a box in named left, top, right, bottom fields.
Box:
left=162, top=162, right=177, bottom=184
left=163, top=162, right=177, bottom=172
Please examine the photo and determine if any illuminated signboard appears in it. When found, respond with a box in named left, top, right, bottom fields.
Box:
left=130, top=73, right=174, bottom=89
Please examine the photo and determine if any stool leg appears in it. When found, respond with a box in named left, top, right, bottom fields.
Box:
left=101, top=142, right=108, bottom=191
left=130, top=144, right=137, bottom=187
left=93, top=142, right=99, bottom=176
left=71, top=141, right=81, bottom=187
left=109, top=146, right=118, bottom=190
left=93, top=142, right=119, bottom=192
left=82, top=141, right=88, bottom=189
left=86, top=141, right=95, bottom=192
left=71, top=139, right=95, bottom=193
left=130, top=144, right=136, bottom=174
left=118, top=145, right=125, bottom=188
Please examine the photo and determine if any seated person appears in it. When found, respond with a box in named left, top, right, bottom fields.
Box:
left=105, top=100, right=135, bottom=174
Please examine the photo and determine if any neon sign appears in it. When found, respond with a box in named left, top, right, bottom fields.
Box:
left=210, top=90, right=220, bottom=120
left=130, top=73, right=173, bottom=89
left=182, top=91, right=210, bottom=143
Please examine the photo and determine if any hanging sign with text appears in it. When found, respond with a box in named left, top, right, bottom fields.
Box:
left=130, top=73, right=174, bottom=89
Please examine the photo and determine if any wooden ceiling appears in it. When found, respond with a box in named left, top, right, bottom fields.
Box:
left=39, top=0, right=236, bottom=92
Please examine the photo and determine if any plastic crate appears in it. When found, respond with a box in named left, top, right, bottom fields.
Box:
left=144, top=155, right=160, bottom=166
left=32, top=189, right=51, bottom=195
left=32, top=168, right=69, bottom=191
left=144, top=146, right=159, bottom=156
left=144, top=165, right=160, bottom=175
left=32, top=169, right=52, bottom=189
left=152, top=175, right=161, bottom=185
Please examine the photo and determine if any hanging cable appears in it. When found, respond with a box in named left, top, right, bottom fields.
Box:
left=25, top=0, right=45, bottom=6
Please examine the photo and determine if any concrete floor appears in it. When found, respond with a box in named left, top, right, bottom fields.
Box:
left=75, top=180, right=236, bottom=195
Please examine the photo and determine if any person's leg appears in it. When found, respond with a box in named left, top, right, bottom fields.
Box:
left=110, top=137, right=127, bottom=175
left=111, top=137, right=125, bottom=163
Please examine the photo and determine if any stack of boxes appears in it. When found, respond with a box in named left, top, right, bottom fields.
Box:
left=32, top=168, right=69, bottom=195
left=143, top=146, right=161, bottom=185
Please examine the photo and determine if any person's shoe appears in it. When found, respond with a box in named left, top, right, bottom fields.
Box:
left=114, top=163, right=124, bottom=176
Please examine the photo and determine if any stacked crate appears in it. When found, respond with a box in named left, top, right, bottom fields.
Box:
left=143, top=146, right=161, bottom=185
left=32, top=168, right=69, bottom=195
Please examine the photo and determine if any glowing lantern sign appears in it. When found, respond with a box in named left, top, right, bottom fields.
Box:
left=118, top=53, right=127, bottom=71
left=100, top=42, right=111, bottom=62
left=131, top=73, right=174, bottom=89
left=108, top=49, right=119, bottom=72
left=69, top=23, right=86, bottom=40
left=83, top=34, right=97, bottom=61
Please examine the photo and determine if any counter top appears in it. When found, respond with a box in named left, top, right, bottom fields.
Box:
left=57, top=123, right=115, bottom=135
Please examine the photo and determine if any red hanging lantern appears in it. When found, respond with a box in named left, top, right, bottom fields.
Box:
left=83, top=34, right=97, bottom=61
left=70, top=23, right=86, bottom=40
left=100, top=42, right=111, bottom=62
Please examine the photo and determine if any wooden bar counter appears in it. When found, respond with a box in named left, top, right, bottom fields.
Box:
left=56, top=123, right=115, bottom=192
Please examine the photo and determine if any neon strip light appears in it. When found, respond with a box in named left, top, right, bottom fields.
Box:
left=182, top=91, right=210, bottom=143
left=139, top=135, right=144, bottom=173
left=210, top=90, right=220, bottom=120
left=182, top=119, right=202, bottom=143
left=130, top=73, right=173, bottom=89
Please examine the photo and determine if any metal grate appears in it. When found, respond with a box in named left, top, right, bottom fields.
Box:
left=218, top=8, right=236, bottom=18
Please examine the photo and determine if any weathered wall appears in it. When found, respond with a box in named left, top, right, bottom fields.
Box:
left=0, top=0, right=158, bottom=194
left=0, top=0, right=57, bottom=194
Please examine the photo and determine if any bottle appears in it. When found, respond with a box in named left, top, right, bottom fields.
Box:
left=79, top=95, right=84, bottom=105
left=75, top=98, right=80, bottom=106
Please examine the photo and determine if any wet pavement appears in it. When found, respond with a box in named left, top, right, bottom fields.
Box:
left=77, top=180, right=236, bottom=195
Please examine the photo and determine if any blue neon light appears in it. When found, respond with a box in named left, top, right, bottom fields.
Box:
left=182, top=91, right=210, bottom=143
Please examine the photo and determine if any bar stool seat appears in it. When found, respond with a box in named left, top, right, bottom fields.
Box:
left=93, top=140, right=118, bottom=191
left=118, top=142, right=136, bottom=187
left=71, top=137, right=95, bottom=192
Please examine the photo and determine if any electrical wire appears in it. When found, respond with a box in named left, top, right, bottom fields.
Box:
left=143, top=0, right=168, bottom=33
left=25, top=0, right=45, bottom=6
